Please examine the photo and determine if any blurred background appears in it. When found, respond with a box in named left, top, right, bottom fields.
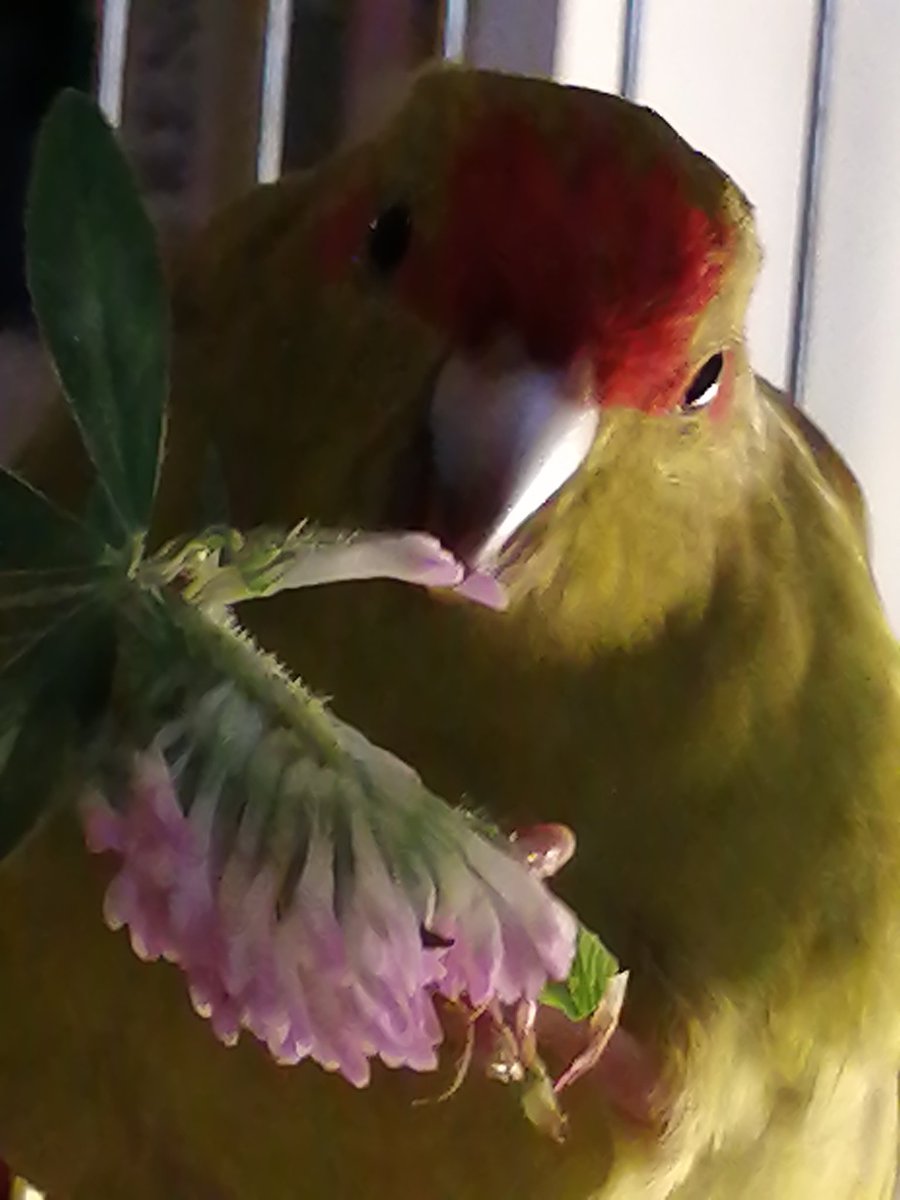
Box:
left=0, top=0, right=896, bottom=629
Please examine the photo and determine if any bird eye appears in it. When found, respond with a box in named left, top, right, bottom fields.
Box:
left=681, top=352, right=724, bottom=412
left=367, top=203, right=413, bottom=274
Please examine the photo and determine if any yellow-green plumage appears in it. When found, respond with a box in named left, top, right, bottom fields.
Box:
left=3, top=66, right=900, bottom=1198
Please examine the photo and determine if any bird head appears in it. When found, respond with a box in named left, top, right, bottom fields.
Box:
left=229, top=67, right=762, bottom=649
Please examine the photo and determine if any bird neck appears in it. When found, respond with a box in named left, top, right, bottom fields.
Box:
left=578, top=437, right=900, bottom=1033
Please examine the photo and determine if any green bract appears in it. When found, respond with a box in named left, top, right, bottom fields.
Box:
left=540, top=925, right=619, bottom=1022
left=26, top=88, right=168, bottom=550
left=0, top=88, right=166, bottom=855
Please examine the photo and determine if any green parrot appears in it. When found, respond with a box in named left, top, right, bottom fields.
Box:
left=4, top=65, right=900, bottom=1199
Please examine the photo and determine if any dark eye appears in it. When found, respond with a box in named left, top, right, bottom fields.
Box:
left=367, top=203, right=413, bottom=274
left=681, top=352, right=724, bottom=412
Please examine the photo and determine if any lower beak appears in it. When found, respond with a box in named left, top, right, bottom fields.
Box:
left=426, top=351, right=599, bottom=570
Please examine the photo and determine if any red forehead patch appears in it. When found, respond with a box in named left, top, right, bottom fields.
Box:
left=315, top=104, right=732, bottom=413
left=422, top=108, right=732, bottom=411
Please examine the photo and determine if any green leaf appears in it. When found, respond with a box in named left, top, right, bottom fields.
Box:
left=84, top=478, right=127, bottom=548
left=540, top=925, right=619, bottom=1023
left=0, top=475, right=119, bottom=842
left=0, top=601, right=117, bottom=861
left=0, top=468, right=105, bottom=571
left=0, top=471, right=115, bottom=677
left=25, top=87, right=168, bottom=546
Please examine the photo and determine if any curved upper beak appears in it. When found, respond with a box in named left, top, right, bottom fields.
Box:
left=426, top=348, right=599, bottom=569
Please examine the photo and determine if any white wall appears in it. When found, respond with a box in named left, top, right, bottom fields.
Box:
left=636, top=0, right=816, bottom=391
left=802, top=0, right=900, bottom=630
left=469, top=0, right=899, bottom=632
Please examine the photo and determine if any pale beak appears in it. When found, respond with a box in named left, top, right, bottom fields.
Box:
left=427, top=351, right=599, bottom=571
